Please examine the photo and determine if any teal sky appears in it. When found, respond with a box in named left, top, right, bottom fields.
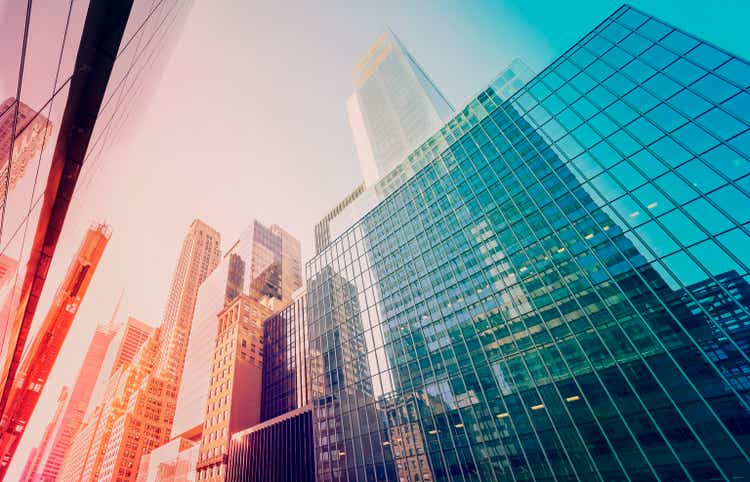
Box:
left=9, top=1, right=750, bottom=479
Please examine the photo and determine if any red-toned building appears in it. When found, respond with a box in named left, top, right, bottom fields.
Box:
left=0, top=223, right=110, bottom=477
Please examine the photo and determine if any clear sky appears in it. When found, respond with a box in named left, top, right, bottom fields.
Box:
left=8, top=0, right=750, bottom=478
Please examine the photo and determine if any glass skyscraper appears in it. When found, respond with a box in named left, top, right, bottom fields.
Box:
left=307, top=5, right=750, bottom=481
left=347, top=29, right=454, bottom=188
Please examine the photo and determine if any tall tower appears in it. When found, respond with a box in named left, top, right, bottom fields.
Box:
left=0, top=223, right=110, bottom=478
left=28, top=322, right=118, bottom=481
left=157, top=219, right=221, bottom=386
left=315, top=30, right=458, bottom=254
left=58, top=328, right=162, bottom=482
left=346, top=29, right=453, bottom=187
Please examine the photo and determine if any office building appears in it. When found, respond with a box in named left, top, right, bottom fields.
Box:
left=314, top=29, right=453, bottom=255
left=0, top=223, right=110, bottom=477
left=307, top=5, right=750, bottom=481
left=260, top=292, right=309, bottom=421
left=157, top=219, right=222, bottom=386
left=111, top=317, right=155, bottom=376
left=25, top=322, right=118, bottom=481
left=85, top=317, right=155, bottom=421
left=83, top=220, right=220, bottom=482
left=195, top=295, right=273, bottom=481
left=227, top=407, right=315, bottom=482
left=172, top=221, right=302, bottom=441
left=59, top=328, right=162, bottom=482
left=347, top=29, right=454, bottom=187
left=226, top=292, right=314, bottom=482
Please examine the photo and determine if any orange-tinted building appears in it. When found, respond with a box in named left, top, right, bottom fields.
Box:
left=110, top=318, right=154, bottom=377
left=58, top=329, right=162, bottom=482
left=195, top=295, right=272, bottom=481
left=0, top=223, right=110, bottom=477
left=22, top=321, right=118, bottom=482
left=157, top=220, right=221, bottom=386
left=63, top=220, right=220, bottom=482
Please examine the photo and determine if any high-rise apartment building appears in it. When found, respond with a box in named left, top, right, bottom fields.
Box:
left=19, top=386, right=69, bottom=482
left=307, top=5, right=750, bottom=481
left=0, top=223, right=110, bottom=477
left=172, top=221, right=302, bottom=441
left=24, top=322, right=118, bottom=481
left=195, top=295, right=273, bottom=481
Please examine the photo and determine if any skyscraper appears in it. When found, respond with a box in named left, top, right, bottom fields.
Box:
left=85, top=317, right=155, bottom=421
left=27, top=322, right=118, bottom=481
left=0, top=223, right=110, bottom=478
left=171, top=221, right=302, bottom=441
left=314, top=30, right=455, bottom=255
left=347, top=29, right=454, bottom=187
left=60, top=220, right=220, bottom=482
left=157, top=219, right=221, bottom=386
left=307, top=5, right=750, bottom=481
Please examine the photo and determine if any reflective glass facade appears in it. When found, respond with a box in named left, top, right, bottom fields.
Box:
left=1, top=2, right=193, bottom=476
left=261, top=294, right=310, bottom=421
left=347, top=30, right=454, bottom=187
left=307, top=5, right=750, bottom=481
left=0, top=0, right=192, bottom=403
left=326, top=59, right=536, bottom=250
